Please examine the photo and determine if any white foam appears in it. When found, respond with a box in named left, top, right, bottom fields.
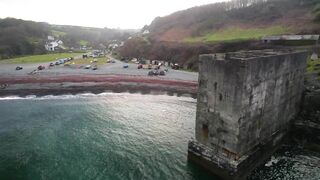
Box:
left=0, top=92, right=196, bottom=101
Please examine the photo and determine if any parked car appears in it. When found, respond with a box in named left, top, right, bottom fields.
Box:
left=137, top=64, right=143, bottom=69
left=111, top=60, right=116, bottom=63
left=159, top=70, right=166, bottom=76
left=15, top=66, right=23, bottom=70
left=172, top=63, right=180, bottom=70
left=38, top=65, right=45, bottom=70
left=148, top=70, right=154, bottom=76
left=49, top=63, right=54, bottom=67
left=92, top=65, right=98, bottom=70
left=85, top=65, right=91, bottom=69
left=123, top=64, right=129, bottom=68
left=153, top=70, right=159, bottom=76
left=148, top=70, right=159, bottom=76
left=58, top=59, right=65, bottom=64
left=55, top=61, right=60, bottom=65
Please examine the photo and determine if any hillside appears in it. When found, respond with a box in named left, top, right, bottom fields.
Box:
left=147, top=0, right=320, bottom=43
left=0, top=18, right=50, bottom=59
left=119, top=0, right=320, bottom=70
left=0, top=18, right=136, bottom=59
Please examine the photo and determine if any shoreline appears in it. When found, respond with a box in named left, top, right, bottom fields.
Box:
left=0, top=74, right=198, bottom=98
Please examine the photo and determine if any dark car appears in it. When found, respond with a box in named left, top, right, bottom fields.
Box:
left=137, top=64, right=143, bottom=69
left=92, top=66, right=98, bottom=70
left=49, top=63, right=54, bottom=67
left=159, top=70, right=165, bottom=76
left=15, top=66, right=23, bottom=70
left=171, top=64, right=180, bottom=70
left=38, top=65, right=45, bottom=70
left=148, top=70, right=154, bottom=76
left=153, top=70, right=159, bottom=76
left=55, top=61, right=60, bottom=65
left=148, top=70, right=159, bottom=76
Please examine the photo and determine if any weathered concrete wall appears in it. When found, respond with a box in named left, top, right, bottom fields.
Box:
left=189, top=49, right=308, bottom=179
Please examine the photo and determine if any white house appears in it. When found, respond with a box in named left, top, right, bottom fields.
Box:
left=142, top=30, right=150, bottom=35
left=108, top=43, right=119, bottom=49
left=48, top=36, right=54, bottom=41
left=45, top=40, right=64, bottom=51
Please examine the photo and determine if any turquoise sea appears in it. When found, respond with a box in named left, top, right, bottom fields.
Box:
left=0, top=93, right=319, bottom=180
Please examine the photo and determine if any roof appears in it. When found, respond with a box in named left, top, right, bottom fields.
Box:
left=262, top=35, right=319, bottom=41
left=201, top=49, right=307, bottom=61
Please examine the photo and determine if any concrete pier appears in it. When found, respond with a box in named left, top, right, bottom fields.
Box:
left=188, top=49, right=308, bottom=180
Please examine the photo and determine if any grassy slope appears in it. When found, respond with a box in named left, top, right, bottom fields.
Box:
left=51, top=30, right=66, bottom=37
left=79, top=40, right=89, bottom=46
left=0, top=53, right=83, bottom=64
left=66, top=56, right=109, bottom=66
left=184, top=26, right=292, bottom=43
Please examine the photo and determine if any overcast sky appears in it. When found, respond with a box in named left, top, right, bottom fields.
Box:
left=0, top=0, right=226, bottom=29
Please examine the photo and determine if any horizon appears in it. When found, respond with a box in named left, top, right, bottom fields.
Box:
left=0, top=0, right=227, bottom=29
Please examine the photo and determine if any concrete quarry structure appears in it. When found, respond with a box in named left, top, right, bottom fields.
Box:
left=188, top=49, right=308, bottom=180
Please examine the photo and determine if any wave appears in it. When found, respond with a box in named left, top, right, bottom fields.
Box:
left=0, top=92, right=196, bottom=101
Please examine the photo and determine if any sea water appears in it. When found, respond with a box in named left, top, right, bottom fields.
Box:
left=0, top=93, right=318, bottom=180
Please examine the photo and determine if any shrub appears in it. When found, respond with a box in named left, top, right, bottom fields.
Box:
left=313, top=4, right=320, bottom=13
left=314, top=11, right=320, bottom=22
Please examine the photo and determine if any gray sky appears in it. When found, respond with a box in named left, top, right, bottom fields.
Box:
left=0, top=0, right=226, bottom=29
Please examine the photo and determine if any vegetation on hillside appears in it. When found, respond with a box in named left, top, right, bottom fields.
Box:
left=51, top=25, right=135, bottom=49
left=313, top=4, right=320, bottom=22
left=0, top=18, right=136, bottom=60
left=146, top=0, right=319, bottom=42
left=0, top=53, right=83, bottom=64
left=185, top=26, right=290, bottom=43
left=0, top=18, right=50, bottom=59
left=120, top=0, right=320, bottom=71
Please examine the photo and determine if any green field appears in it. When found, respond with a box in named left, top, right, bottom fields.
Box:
left=65, top=56, right=109, bottom=66
left=185, top=26, right=291, bottom=43
left=52, top=30, right=67, bottom=37
left=0, top=53, right=83, bottom=64
left=79, top=40, right=89, bottom=46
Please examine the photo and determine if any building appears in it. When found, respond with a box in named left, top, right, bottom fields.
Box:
left=262, top=34, right=319, bottom=45
left=48, top=36, right=54, bottom=41
left=45, top=40, right=64, bottom=51
left=142, top=30, right=150, bottom=35
left=188, top=49, right=308, bottom=180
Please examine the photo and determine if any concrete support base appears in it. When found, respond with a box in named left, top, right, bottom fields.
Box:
left=188, top=130, right=288, bottom=180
